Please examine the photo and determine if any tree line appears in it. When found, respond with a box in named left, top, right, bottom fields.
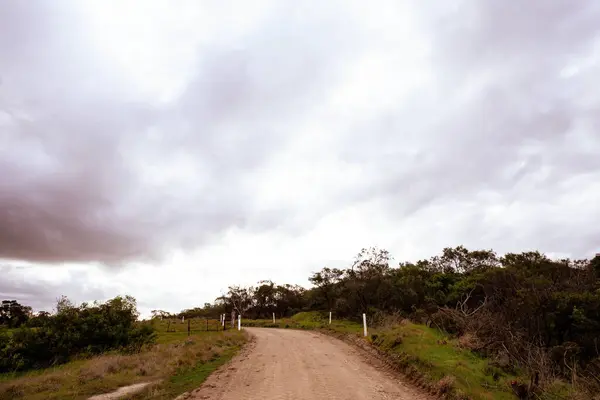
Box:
left=165, top=281, right=306, bottom=326
left=177, top=246, right=600, bottom=391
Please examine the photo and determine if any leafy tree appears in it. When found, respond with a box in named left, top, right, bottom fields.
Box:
left=309, top=267, right=343, bottom=311
left=26, top=311, right=51, bottom=328
left=0, top=300, right=32, bottom=328
left=151, top=309, right=172, bottom=320
left=224, top=285, right=255, bottom=317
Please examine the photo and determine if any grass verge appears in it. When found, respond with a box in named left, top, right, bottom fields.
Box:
left=242, top=311, right=363, bottom=333
left=368, top=322, right=518, bottom=399
left=130, top=333, right=244, bottom=399
left=0, top=328, right=247, bottom=400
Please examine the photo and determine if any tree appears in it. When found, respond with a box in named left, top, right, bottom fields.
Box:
left=309, top=267, right=343, bottom=310
left=351, top=247, right=391, bottom=277
left=253, top=280, right=277, bottom=318
left=55, top=295, right=75, bottom=314
left=344, top=247, right=393, bottom=315
left=27, top=311, right=51, bottom=328
left=274, top=284, right=306, bottom=316
left=590, top=254, right=600, bottom=276
left=150, top=310, right=171, bottom=320
left=0, top=300, right=32, bottom=328
left=225, top=285, right=255, bottom=316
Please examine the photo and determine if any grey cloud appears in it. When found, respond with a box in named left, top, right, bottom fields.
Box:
left=0, top=2, right=364, bottom=264
left=0, top=264, right=110, bottom=311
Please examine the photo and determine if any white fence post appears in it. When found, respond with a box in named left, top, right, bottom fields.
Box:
left=363, top=313, right=367, bottom=337
left=222, top=314, right=225, bottom=327
left=329, top=311, right=332, bottom=325
left=238, top=314, right=241, bottom=330
left=273, top=312, right=275, bottom=323
left=182, top=316, right=185, bottom=323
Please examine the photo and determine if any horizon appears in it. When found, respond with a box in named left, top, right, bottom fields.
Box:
left=6, top=246, right=597, bottom=319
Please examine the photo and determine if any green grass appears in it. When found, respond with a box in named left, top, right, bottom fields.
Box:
left=0, top=320, right=247, bottom=400
left=369, top=323, right=519, bottom=399
left=145, top=318, right=226, bottom=336
left=242, top=311, right=362, bottom=334
left=0, top=327, right=15, bottom=337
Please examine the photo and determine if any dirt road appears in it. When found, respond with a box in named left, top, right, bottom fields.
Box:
left=188, top=328, right=429, bottom=400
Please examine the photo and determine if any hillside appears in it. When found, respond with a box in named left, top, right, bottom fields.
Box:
left=182, top=246, right=600, bottom=399
left=2, top=246, right=600, bottom=399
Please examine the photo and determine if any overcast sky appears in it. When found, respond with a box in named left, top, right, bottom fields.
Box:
left=2, top=1, right=600, bottom=317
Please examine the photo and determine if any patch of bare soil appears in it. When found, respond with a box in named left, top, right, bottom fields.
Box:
left=87, top=380, right=161, bottom=399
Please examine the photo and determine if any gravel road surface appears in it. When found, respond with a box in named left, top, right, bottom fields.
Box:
left=188, top=328, right=430, bottom=400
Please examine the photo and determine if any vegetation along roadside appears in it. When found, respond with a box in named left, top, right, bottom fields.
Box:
left=0, top=297, right=247, bottom=400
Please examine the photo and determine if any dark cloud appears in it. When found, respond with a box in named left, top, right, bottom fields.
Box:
left=0, top=2, right=363, bottom=264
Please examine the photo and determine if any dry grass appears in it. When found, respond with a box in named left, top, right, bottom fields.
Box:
left=0, top=330, right=247, bottom=400
left=436, top=375, right=456, bottom=395
left=456, top=332, right=482, bottom=351
left=374, top=312, right=406, bottom=330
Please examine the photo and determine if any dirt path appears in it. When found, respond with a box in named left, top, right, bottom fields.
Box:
left=187, top=328, right=430, bottom=400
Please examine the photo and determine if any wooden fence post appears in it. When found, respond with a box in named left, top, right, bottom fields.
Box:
left=187, top=319, right=191, bottom=336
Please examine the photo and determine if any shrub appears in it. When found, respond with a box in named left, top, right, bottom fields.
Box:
left=429, top=309, right=464, bottom=336
left=0, top=296, right=155, bottom=373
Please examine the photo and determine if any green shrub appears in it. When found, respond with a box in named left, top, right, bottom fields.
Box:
left=0, top=296, right=156, bottom=373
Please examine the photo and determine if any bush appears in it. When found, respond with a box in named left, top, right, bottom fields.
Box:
left=125, top=324, right=158, bottom=353
left=0, top=296, right=156, bottom=373
left=429, top=309, right=465, bottom=336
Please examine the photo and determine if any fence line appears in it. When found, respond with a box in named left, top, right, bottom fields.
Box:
left=158, top=317, right=230, bottom=333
